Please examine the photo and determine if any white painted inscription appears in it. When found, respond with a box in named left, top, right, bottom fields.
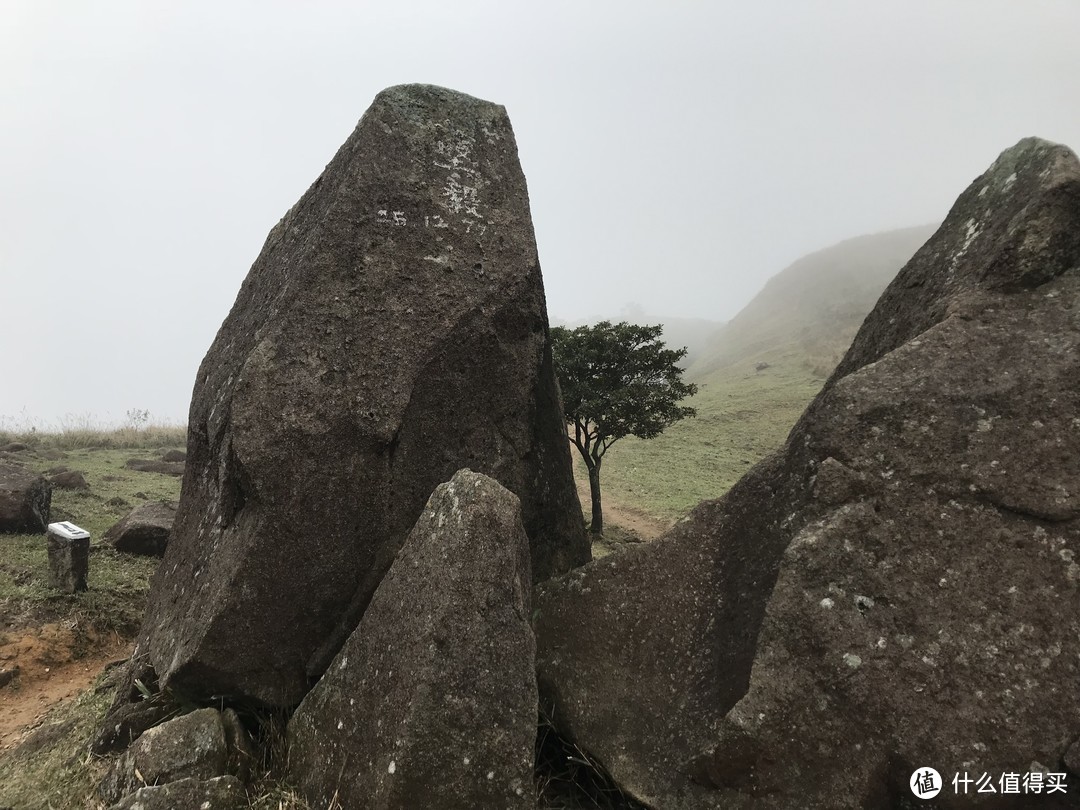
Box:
left=372, top=122, right=491, bottom=235
left=434, top=129, right=484, bottom=229
left=376, top=209, right=408, bottom=227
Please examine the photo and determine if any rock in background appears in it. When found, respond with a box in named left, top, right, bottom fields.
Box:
left=288, top=470, right=536, bottom=810
left=135, top=83, right=585, bottom=708
left=0, top=462, right=51, bottom=534
left=49, top=470, right=89, bottom=491
left=536, top=138, right=1080, bottom=807
left=124, top=458, right=185, bottom=477
left=103, top=501, right=178, bottom=556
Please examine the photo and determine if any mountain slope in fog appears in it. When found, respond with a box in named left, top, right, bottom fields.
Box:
left=689, top=224, right=938, bottom=379
left=594, top=224, right=939, bottom=523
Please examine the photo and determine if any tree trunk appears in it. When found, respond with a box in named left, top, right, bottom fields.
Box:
left=587, top=463, right=603, bottom=536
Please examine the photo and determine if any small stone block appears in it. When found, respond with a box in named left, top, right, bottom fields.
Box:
left=46, top=521, right=90, bottom=592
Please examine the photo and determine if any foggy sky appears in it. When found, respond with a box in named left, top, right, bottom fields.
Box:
left=3, top=1, right=1079, bottom=426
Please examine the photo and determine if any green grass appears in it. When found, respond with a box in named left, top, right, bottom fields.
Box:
left=589, top=524, right=648, bottom=559
left=594, top=348, right=825, bottom=522
left=0, top=535, right=160, bottom=638
left=0, top=430, right=188, bottom=807
left=1, top=446, right=182, bottom=634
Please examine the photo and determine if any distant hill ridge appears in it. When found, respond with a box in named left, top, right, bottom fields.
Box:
left=689, top=224, right=938, bottom=379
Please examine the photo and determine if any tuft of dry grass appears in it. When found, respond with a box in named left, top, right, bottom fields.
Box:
left=0, top=413, right=186, bottom=451
left=245, top=784, right=314, bottom=809
left=535, top=708, right=649, bottom=809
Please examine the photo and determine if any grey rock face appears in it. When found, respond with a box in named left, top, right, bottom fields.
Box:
left=535, top=454, right=797, bottom=808
left=106, top=776, right=245, bottom=810
left=103, top=501, right=178, bottom=556
left=695, top=138, right=1080, bottom=809
left=0, top=462, right=51, bottom=533
left=99, top=708, right=229, bottom=804
left=536, top=138, right=1080, bottom=808
left=288, top=469, right=536, bottom=810
left=219, top=708, right=256, bottom=784
left=137, top=84, right=585, bottom=707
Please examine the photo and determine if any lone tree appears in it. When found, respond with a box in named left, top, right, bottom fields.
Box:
left=550, top=321, right=698, bottom=535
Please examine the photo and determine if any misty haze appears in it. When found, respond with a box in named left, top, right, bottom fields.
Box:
left=3, top=3, right=1080, bottom=809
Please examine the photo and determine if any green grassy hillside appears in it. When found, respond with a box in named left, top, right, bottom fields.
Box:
left=591, top=225, right=937, bottom=524
left=594, top=350, right=825, bottom=522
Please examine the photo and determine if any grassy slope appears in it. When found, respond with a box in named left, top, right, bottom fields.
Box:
left=689, top=224, right=936, bottom=379
left=595, top=348, right=825, bottom=523
left=0, top=446, right=183, bottom=635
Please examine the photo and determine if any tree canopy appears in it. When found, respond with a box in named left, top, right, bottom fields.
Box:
left=550, top=321, right=697, bottom=534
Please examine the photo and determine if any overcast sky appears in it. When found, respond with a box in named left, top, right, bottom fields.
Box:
left=2, top=1, right=1079, bottom=426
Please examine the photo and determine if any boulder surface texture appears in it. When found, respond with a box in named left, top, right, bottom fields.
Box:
left=289, top=469, right=537, bottom=810
left=103, top=501, right=178, bottom=556
left=106, top=776, right=245, bottom=810
left=135, top=83, right=586, bottom=707
left=99, top=707, right=228, bottom=804
left=0, top=462, right=50, bottom=533
left=536, top=138, right=1080, bottom=808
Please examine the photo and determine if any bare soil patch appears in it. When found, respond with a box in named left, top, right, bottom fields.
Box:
left=0, top=622, right=129, bottom=751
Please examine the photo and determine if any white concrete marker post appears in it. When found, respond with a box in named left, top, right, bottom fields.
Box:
left=46, top=521, right=90, bottom=593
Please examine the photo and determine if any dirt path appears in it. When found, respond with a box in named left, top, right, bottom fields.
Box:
left=574, top=478, right=672, bottom=541
left=0, top=623, right=130, bottom=751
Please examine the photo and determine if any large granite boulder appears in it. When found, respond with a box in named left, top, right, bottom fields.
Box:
left=134, top=84, right=585, bottom=708
left=103, top=501, right=178, bottom=556
left=535, top=455, right=796, bottom=808
left=536, top=138, right=1080, bottom=808
left=0, top=462, right=51, bottom=533
left=288, top=470, right=536, bottom=809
